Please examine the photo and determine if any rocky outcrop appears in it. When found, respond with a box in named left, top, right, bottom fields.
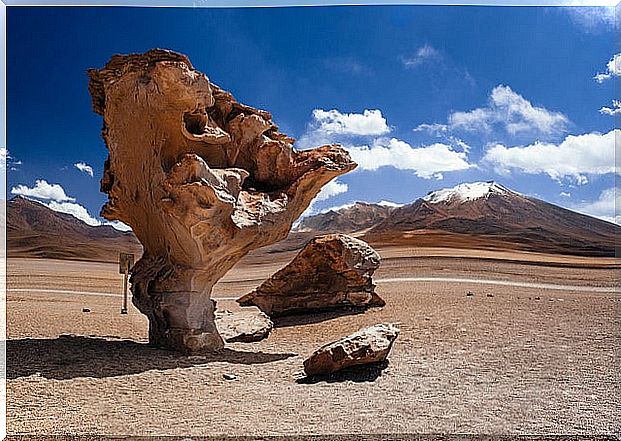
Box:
left=237, top=233, right=384, bottom=316
left=215, top=307, right=273, bottom=343
left=303, top=323, right=400, bottom=376
left=87, top=49, right=356, bottom=354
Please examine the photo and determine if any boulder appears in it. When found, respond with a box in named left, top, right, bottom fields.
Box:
left=215, top=307, right=273, bottom=343
left=303, top=323, right=400, bottom=376
left=87, top=49, right=355, bottom=354
left=237, top=234, right=384, bottom=316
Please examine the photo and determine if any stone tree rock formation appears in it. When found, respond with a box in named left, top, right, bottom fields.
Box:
left=237, top=234, right=385, bottom=316
left=88, top=49, right=356, bottom=354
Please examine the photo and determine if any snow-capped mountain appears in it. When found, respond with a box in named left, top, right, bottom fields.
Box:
left=423, top=181, right=516, bottom=204
left=297, top=181, right=620, bottom=256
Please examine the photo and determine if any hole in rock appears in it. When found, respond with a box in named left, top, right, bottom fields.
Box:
left=183, top=111, right=208, bottom=136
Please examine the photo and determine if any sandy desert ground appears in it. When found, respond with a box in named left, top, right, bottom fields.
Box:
left=5, top=246, right=621, bottom=436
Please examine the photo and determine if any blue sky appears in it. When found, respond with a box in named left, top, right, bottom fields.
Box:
left=4, top=5, right=619, bottom=227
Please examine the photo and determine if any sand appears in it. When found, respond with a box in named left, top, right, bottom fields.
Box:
left=6, top=247, right=621, bottom=436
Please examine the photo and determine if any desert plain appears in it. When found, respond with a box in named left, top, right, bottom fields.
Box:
left=5, top=245, right=621, bottom=436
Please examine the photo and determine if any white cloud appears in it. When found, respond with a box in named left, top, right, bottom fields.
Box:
left=1, top=148, right=22, bottom=171
left=299, top=178, right=349, bottom=219
left=315, top=179, right=349, bottom=202
left=297, top=108, right=391, bottom=149
left=599, top=99, right=621, bottom=115
left=448, top=85, right=569, bottom=137
left=74, top=162, right=94, bottom=177
left=413, top=123, right=449, bottom=136
left=483, top=129, right=618, bottom=184
left=560, top=192, right=571, bottom=197
left=573, top=187, right=620, bottom=225
left=45, top=201, right=132, bottom=231
left=13, top=179, right=132, bottom=231
left=347, top=138, right=472, bottom=179
left=104, top=220, right=133, bottom=232
left=401, top=44, right=442, bottom=68
left=11, top=179, right=75, bottom=202
left=46, top=201, right=101, bottom=226
left=313, top=109, right=390, bottom=136
left=594, top=53, right=620, bottom=83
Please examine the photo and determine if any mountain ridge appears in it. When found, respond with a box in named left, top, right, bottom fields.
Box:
left=7, top=196, right=142, bottom=262
left=299, top=181, right=620, bottom=257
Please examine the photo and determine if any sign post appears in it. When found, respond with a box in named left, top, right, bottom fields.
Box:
left=119, top=252, right=134, bottom=314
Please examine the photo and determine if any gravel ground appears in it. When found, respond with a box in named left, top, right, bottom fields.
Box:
left=6, top=250, right=621, bottom=436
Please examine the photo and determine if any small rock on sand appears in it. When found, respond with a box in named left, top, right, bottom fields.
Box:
left=303, top=323, right=399, bottom=376
left=215, top=307, right=273, bottom=343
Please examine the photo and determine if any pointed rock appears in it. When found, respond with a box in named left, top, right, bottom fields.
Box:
left=237, top=233, right=384, bottom=317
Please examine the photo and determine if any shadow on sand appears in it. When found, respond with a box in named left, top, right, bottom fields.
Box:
left=296, top=360, right=390, bottom=384
left=272, top=307, right=368, bottom=328
left=6, top=335, right=296, bottom=380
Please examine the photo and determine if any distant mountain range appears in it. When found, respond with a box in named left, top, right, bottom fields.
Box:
left=296, top=182, right=620, bottom=257
left=7, top=196, right=142, bottom=262
left=6, top=182, right=620, bottom=262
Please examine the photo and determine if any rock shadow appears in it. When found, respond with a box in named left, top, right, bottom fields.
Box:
left=6, top=335, right=296, bottom=380
left=296, top=360, right=390, bottom=384
left=272, top=307, right=369, bottom=328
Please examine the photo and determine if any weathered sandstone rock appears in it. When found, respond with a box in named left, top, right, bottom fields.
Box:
left=303, top=323, right=400, bottom=376
left=215, top=307, right=273, bottom=343
left=237, top=233, right=384, bottom=316
left=88, top=49, right=355, bottom=353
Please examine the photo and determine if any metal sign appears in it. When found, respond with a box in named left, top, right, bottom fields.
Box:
left=119, top=252, right=134, bottom=314
left=119, top=252, right=134, bottom=275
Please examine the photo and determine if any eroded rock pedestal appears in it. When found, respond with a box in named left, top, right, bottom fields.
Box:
left=237, top=233, right=385, bottom=316
left=88, top=50, right=355, bottom=354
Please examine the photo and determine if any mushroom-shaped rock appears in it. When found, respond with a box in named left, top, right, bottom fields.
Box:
left=215, top=307, right=273, bottom=343
left=303, top=323, right=400, bottom=376
left=87, top=50, right=356, bottom=354
left=237, top=233, right=384, bottom=316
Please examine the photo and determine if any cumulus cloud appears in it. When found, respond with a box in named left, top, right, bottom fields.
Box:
left=347, top=138, right=472, bottom=179
left=448, top=85, right=569, bottom=137
left=314, top=179, right=349, bottom=202
left=573, top=187, right=620, bottom=225
left=483, top=129, right=618, bottom=184
left=401, top=45, right=442, bottom=68
left=11, top=179, right=75, bottom=202
left=46, top=201, right=101, bottom=226
left=594, top=53, right=620, bottom=83
left=599, top=99, right=621, bottom=115
left=297, top=108, right=391, bottom=149
left=313, top=109, right=389, bottom=136
left=46, top=201, right=131, bottom=231
left=74, top=162, right=94, bottom=177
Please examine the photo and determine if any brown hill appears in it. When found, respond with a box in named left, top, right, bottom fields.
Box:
left=7, top=196, right=142, bottom=263
left=294, top=202, right=396, bottom=233
left=363, top=182, right=619, bottom=257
